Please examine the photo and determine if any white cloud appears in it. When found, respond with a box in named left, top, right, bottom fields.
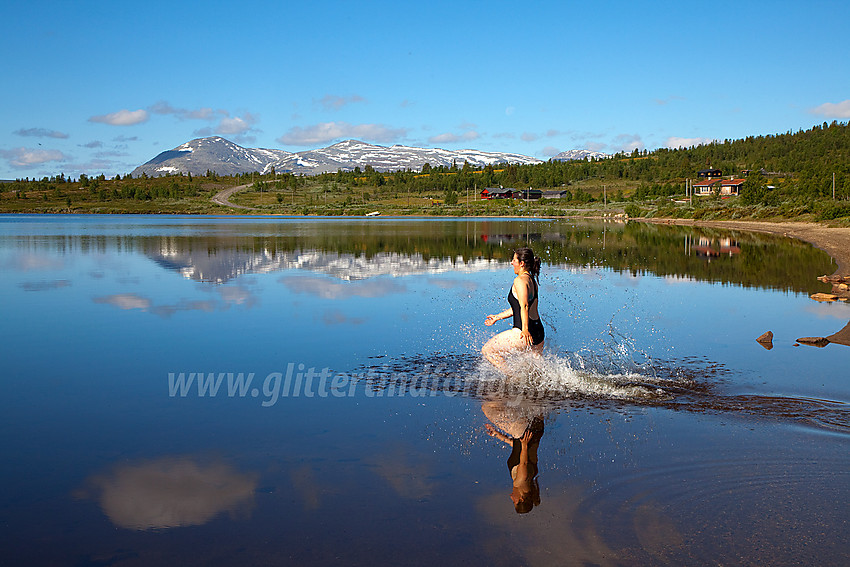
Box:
left=317, top=94, right=365, bottom=111
left=666, top=136, right=714, bottom=149
left=277, top=121, right=409, bottom=146
left=13, top=127, right=69, bottom=139
left=428, top=130, right=480, bottom=144
left=149, top=100, right=218, bottom=121
left=89, top=109, right=149, bottom=126
left=0, top=147, right=67, bottom=168
left=809, top=99, right=850, bottom=118
left=193, top=113, right=259, bottom=139
left=614, top=133, right=645, bottom=153
left=654, top=95, right=685, bottom=106
left=217, top=115, right=255, bottom=135
left=540, top=146, right=561, bottom=157
left=522, top=130, right=562, bottom=142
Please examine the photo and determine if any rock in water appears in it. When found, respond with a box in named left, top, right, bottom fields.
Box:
left=796, top=336, right=830, bottom=348
left=756, top=331, right=774, bottom=350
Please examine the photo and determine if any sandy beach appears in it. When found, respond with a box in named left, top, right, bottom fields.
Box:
left=645, top=219, right=850, bottom=276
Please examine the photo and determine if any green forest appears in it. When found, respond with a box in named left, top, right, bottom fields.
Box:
left=1, top=120, right=848, bottom=222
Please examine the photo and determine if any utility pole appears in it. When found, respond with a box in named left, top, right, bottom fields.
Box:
left=834, top=172, right=836, bottom=200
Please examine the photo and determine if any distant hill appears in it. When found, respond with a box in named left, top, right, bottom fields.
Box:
left=550, top=149, right=611, bottom=162
left=130, top=137, right=295, bottom=178
left=130, top=137, right=558, bottom=177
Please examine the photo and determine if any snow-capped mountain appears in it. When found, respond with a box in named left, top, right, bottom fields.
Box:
left=131, top=137, right=296, bottom=177
left=274, top=139, right=544, bottom=175
left=130, top=137, right=546, bottom=177
left=550, top=149, right=610, bottom=162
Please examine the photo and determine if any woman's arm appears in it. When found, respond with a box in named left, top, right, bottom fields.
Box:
left=518, top=429, right=533, bottom=464
left=485, top=423, right=514, bottom=446
left=484, top=307, right=512, bottom=326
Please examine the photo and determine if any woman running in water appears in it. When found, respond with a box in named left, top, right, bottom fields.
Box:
left=482, top=247, right=544, bottom=368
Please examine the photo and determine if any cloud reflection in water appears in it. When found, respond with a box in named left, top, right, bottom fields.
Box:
left=80, top=457, right=257, bottom=530
left=280, top=275, right=406, bottom=299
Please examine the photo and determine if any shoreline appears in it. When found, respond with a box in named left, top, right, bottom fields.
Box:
left=642, top=218, right=850, bottom=276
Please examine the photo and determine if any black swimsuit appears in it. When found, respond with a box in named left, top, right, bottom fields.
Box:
left=507, top=417, right=544, bottom=473
left=508, top=276, right=545, bottom=345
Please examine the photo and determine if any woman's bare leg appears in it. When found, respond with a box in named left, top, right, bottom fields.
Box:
left=482, top=328, right=526, bottom=369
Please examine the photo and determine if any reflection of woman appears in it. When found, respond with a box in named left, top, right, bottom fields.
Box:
left=482, top=247, right=544, bottom=368
left=484, top=412, right=544, bottom=514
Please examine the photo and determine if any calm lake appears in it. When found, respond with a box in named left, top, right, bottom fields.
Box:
left=1, top=215, right=848, bottom=566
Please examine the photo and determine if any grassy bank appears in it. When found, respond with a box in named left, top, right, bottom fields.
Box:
left=2, top=174, right=849, bottom=227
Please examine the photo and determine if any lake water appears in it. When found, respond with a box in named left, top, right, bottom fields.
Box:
left=1, top=215, right=848, bottom=566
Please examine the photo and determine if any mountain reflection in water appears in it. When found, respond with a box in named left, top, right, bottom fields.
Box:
left=6, top=218, right=834, bottom=291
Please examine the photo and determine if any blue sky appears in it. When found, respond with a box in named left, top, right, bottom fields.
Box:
left=2, top=0, right=849, bottom=180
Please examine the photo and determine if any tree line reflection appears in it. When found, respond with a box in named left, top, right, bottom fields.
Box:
left=8, top=219, right=834, bottom=292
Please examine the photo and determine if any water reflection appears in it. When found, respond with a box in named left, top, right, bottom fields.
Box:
left=279, top=274, right=407, bottom=299
left=797, top=319, right=850, bottom=348
left=689, top=235, right=741, bottom=259
left=2, top=217, right=847, bottom=565
left=92, top=285, right=256, bottom=317
left=78, top=457, right=257, bottom=530
left=827, top=320, right=850, bottom=346
left=482, top=399, right=545, bottom=514
left=0, top=217, right=835, bottom=292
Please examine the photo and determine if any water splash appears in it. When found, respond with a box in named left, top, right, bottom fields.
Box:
left=352, top=348, right=850, bottom=435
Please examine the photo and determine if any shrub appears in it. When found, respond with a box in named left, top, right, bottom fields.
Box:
left=624, top=204, right=641, bottom=218
left=815, top=202, right=850, bottom=221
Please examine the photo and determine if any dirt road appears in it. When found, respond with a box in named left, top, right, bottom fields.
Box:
left=211, top=184, right=255, bottom=210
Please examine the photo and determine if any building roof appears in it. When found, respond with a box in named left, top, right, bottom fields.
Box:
left=481, top=187, right=514, bottom=195
left=693, top=179, right=720, bottom=187
left=697, top=168, right=722, bottom=176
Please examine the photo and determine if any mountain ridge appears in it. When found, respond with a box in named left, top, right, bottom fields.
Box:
left=131, top=137, right=608, bottom=177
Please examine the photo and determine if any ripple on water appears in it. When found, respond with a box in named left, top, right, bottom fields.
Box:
left=571, top=453, right=850, bottom=565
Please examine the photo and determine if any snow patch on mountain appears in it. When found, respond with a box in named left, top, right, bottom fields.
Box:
left=550, top=149, right=610, bottom=162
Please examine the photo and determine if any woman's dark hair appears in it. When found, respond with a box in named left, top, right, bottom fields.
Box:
left=514, top=481, right=540, bottom=514
left=514, top=247, right=541, bottom=280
